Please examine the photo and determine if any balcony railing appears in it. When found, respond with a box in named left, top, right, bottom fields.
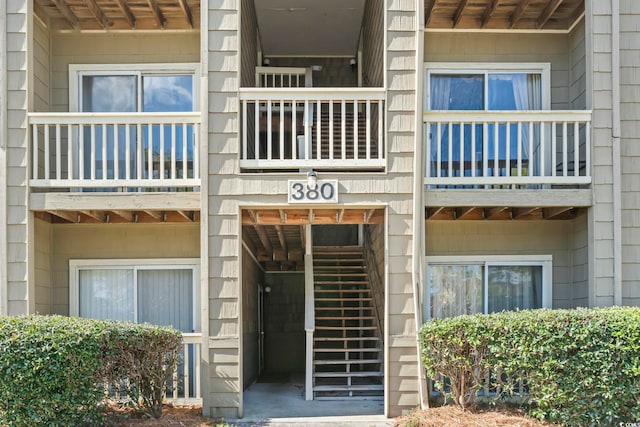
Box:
left=29, top=112, right=201, bottom=190
left=239, top=88, right=386, bottom=170
left=424, top=110, right=592, bottom=187
left=167, top=333, right=202, bottom=405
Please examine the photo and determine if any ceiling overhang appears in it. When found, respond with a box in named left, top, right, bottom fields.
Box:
left=255, top=0, right=366, bottom=57
left=34, top=0, right=200, bottom=31
left=425, top=0, right=585, bottom=31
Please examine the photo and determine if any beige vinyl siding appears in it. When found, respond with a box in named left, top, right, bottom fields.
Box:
left=49, top=223, right=199, bottom=316
left=240, top=0, right=257, bottom=88
left=207, top=0, right=241, bottom=417
left=424, top=32, right=571, bottom=110
left=362, top=0, right=384, bottom=87
left=241, top=246, right=262, bottom=389
left=426, top=219, right=586, bottom=309
left=569, top=20, right=587, bottom=110
left=33, top=17, right=50, bottom=112
left=572, top=213, right=589, bottom=307
left=386, top=0, right=419, bottom=416
left=5, top=0, right=30, bottom=315
left=588, top=1, right=616, bottom=307
left=34, top=218, right=52, bottom=314
left=50, top=32, right=199, bottom=112
left=620, top=0, right=640, bottom=306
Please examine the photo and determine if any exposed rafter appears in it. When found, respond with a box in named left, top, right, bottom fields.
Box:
left=177, top=0, right=194, bottom=29
left=513, top=207, right=540, bottom=219
left=453, top=0, right=470, bottom=27
left=81, top=210, right=108, bottom=223
left=144, top=210, right=165, bottom=222
left=543, top=206, right=573, bottom=219
left=110, top=210, right=134, bottom=222
left=85, top=0, right=110, bottom=29
left=538, top=0, right=564, bottom=29
left=509, top=0, right=532, bottom=28
left=426, top=207, right=445, bottom=220
left=481, top=0, right=501, bottom=28
left=113, top=0, right=137, bottom=29
left=275, top=225, right=288, bottom=256
left=176, top=210, right=195, bottom=222
left=425, top=0, right=436, bottom=26
left=146, top=0, right=166, bottom=28
left=484, top=206, right=509, bottom=220
left=51, top=0, right=79, bottom=28
left=52, top=210, right=79, bottom=223
left=455, top=207, right=477, bottom=220
left=254, top=225, right=273, bottom=255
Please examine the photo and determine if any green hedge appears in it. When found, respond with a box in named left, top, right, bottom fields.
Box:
left=0, top=315, right=183, bottom=427
left=420, top=307, right=640, bottom=426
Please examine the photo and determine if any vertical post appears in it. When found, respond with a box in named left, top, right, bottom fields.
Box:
left=304, top=224, right=314, bottom=401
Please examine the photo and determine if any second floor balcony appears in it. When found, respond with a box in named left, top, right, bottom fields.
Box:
left=29, top=112, right=201, bottom=191
left=424, top=110, right=592, bottom=189
left=239, top=86, right=385, bottom=172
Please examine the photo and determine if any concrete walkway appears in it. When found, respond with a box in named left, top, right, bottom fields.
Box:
left=227, top=374, right=392, bottom=427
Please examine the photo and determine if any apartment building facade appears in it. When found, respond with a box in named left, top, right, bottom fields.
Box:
left=0, top=0, right=637, bottom=419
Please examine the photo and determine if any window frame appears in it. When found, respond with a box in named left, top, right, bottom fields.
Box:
left=69, top=258, right=201, bottom=332
left=69, top=63, right=201, bottom=113
left=424, top=62, right=552, bottom=111
left=423, top=255, right=553, bottom=321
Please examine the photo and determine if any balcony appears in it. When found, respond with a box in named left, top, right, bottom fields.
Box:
left=239, top=88, right=385, bottom=172
left=424, top=110, right=592, bottom=188
left=29, top=112, right=201, bottom=191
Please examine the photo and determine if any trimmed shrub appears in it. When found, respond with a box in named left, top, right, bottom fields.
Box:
left=0, top=315, right=183, bottom=426
left=420, top=307, right=640, bottom=426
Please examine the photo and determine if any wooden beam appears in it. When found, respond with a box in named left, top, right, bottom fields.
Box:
left=144, top=210, right=164, bottom=221
left=51, top=0, right=79, bottom=28
left=308, top=209, right=315, bottom=224
left=254, top=225, right=273, bottom=255
left=33, top=2, right=49, bottom=27
left=242, top=228, right=257, bottom=255
left=513, top=207, right=539, bottom=219
left=537, top=0, right=563, bottom=29
left=481, top=0, right=501, bottom=28
left=113, top=0, right=136, bottom=29
left=176, top=210, right=195, bottom=222
left=111, top=210, right=134, bottom=222
left=84, top=0, right=111, bottom=29
left=51, top=210, right=79, bottom=223
left=509, top=0, right=531, bottom=28
left=275, top=225, right=288, bottom=256
left=336, top=209, right=345, bottom=224
left=543, top=206, right=572, bottom=219
left=453, top=0, right=470, bottom=27
left=279, top=209, right=287, bottom=224
left=425, top=0, right=436, bottom=26
left=81, top=210, right=108, bottom=223
left=177, top=0, right=194, bottom=29
left=484, top=206, right=508, bottom=220
left=364, top=209, right=376, bottom=224
left=146, top=0, right=166, bottom=28
left=455, top=207, right=477, bottom=220
left=426, top=207, right=445, bottom=220
left=246, top=209, right=258, bottom=225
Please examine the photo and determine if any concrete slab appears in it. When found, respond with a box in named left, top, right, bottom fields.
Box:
left=228, top=374, right=392, bottom=427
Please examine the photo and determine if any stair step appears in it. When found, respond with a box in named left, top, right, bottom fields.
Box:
left=313, top=385, right=384, bottom=392
left=314, top=288, right=370, bottom=293
left=313, top=265, right=365, bottom=270
left=313, top=371, right=383, bottom=378
left=314, top=336, right=380, bottom=342
left=314, top=348, right=380, bottom=353
left=316, top=326, right=378, bottom=331
left=315, top=306, right=374, bottom=311
left=314, top=359, right=382, bottom=365
left=315, top=316, right=376, bottom=321
left=315, top=298, right=372, bottom=302
left=313, top=281, right=370, bottom=285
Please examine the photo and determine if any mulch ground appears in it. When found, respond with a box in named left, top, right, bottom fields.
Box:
left=109, top=404, right=554, bottom=427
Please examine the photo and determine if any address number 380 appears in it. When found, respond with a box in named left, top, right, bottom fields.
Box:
left=288, top=180, right=339, bottom=203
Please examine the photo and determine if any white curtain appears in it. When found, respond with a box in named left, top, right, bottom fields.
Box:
left=137, top=269, right=194, bottom=333
left=429, top=77, right=453, bottom=171
left=487, top=266, right=542, bottom=313
left=512, top=74, right=542, bottom=174
left=79, top=269, right=134, bottom=322
left=429, top=265, right=483, bottom=319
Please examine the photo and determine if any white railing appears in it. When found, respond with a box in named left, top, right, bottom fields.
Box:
left=239, top=88, right=386, bottom=170
left=167, top=333, right=202, bottom=405
left=29, top=112, right=201, bottom=189
left=424, top=110, right=592, bottom=187
left=255, top=66, right=312, bottom=88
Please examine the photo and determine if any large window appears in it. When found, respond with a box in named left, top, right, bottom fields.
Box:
left=424, top=256, right=552, bottom=320
left=69, top=259, right=200, bottom=333
left=425, top=63, right=551, bottom=179
left=69, top=64, right=198, bottom=182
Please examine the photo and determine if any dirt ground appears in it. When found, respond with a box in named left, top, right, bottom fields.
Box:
left=109, top=404, right=553, bottom=427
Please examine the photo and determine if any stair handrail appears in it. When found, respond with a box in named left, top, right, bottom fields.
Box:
left=363, top=228, right=385, bottom=348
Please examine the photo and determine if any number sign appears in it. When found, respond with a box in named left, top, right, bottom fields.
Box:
left=288, top=180, right=338, bottom=204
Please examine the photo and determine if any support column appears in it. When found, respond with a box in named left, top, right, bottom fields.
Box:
left=303, top=224, right=314, bottom=400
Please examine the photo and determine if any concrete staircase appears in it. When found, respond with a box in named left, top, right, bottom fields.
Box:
left=312, top=245, right=384, bottom=400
